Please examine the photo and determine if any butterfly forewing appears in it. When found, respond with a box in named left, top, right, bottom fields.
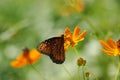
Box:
left=37, top=35, right=65, bottom=64
left=37, top=40, right=52, bottom=55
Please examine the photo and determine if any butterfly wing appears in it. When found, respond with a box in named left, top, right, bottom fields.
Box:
left=37, top=39, right=52, bottom=56
left=37, top=35, right=65, bottom=64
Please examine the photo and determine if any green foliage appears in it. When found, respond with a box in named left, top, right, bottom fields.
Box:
left=0, top=0, right=120, bottom=80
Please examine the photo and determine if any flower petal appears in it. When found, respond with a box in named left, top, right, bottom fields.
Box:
left=77, top=30, right=86, bottom=41
left=65, top=27, right=72, bottom=38
left=75, top=1, right=84, bottom=12
left=73, top=26, right=80, bottom=40
left=101, top=49, right=114, bottom=56
left=11, top=48, right=42, bottom=68
left=64, top=40, right=71, bottom=51
left=11, top=60, right=28, bottom=68
left=28, top=49, right=42, bottom=64
left=107, top=38, right=117, bottom=48
left=99, top=40, right=113, bottom=50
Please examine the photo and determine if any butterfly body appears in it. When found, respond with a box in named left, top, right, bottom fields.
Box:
left=37, top=35, right=65, bottom=64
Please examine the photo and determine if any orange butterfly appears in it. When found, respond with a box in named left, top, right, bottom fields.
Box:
left=37, top=35, right=65, bottom=64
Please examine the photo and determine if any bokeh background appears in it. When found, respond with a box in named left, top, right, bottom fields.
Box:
left=0, top=0, right=120, bottom=80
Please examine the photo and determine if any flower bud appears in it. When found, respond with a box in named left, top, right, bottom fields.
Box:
left=85, top=72, right=90, bottom=78
left=77, top=57, right=86, bottom=66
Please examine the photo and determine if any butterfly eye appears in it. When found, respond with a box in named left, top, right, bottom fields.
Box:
left=37, top=35, right=65, bottom=64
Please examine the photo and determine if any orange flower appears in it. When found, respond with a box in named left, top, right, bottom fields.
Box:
left=99, top=38, right=120, bottom=56
left=64, top=26, right=87, bottom=50
left=11, top=48, right=42, bottom=68
left=59, top=0, right=84, bottom=16
left=75, top=0, right=84, bottom=12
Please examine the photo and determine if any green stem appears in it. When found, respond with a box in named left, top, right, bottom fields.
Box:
left=62, top=64, right=74, bottom=80
left=82, top=66, right=85, bottom=80
left=86, top=78, right=89, bottom=80
left=115, top=56, right=120, bottom=80
left=86, top=66, right=99, bottom=80
left=73, top=47, right=80, bottom=57
left=30, top=64, right=47, bottom=80
left=78, top=66, right=80, bottom=80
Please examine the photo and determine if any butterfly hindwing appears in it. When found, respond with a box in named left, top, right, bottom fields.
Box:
left=49, top=36, right=65, bottom=64
left=37, top=35, right=65, bottom=64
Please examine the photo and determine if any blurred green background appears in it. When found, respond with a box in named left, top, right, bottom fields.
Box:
left=0, top=0, right=120, bottom=80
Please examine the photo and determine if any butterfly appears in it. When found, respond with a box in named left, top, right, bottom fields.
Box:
left=37, top=35, right=65, bottom=64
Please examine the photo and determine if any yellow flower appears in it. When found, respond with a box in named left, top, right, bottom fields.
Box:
left=99, top=38, right=120, bottom=56
left=64, top=26, right=87, bottom=50
left=11, top=48, right=42, bottom=68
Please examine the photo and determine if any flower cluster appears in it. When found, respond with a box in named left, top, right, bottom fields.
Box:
left=60, top=0, right=84, bottom=16
left=99, top=38, right=120, bottom=56
left=69, top=0, right=84, bottom=12
left=11, top=25, right=120, bottom=69
left=11, top=48, right=42, bottom=68
left=64, top=26, right=87, bottom=51
left=11, top=26, right=86, bottom=68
